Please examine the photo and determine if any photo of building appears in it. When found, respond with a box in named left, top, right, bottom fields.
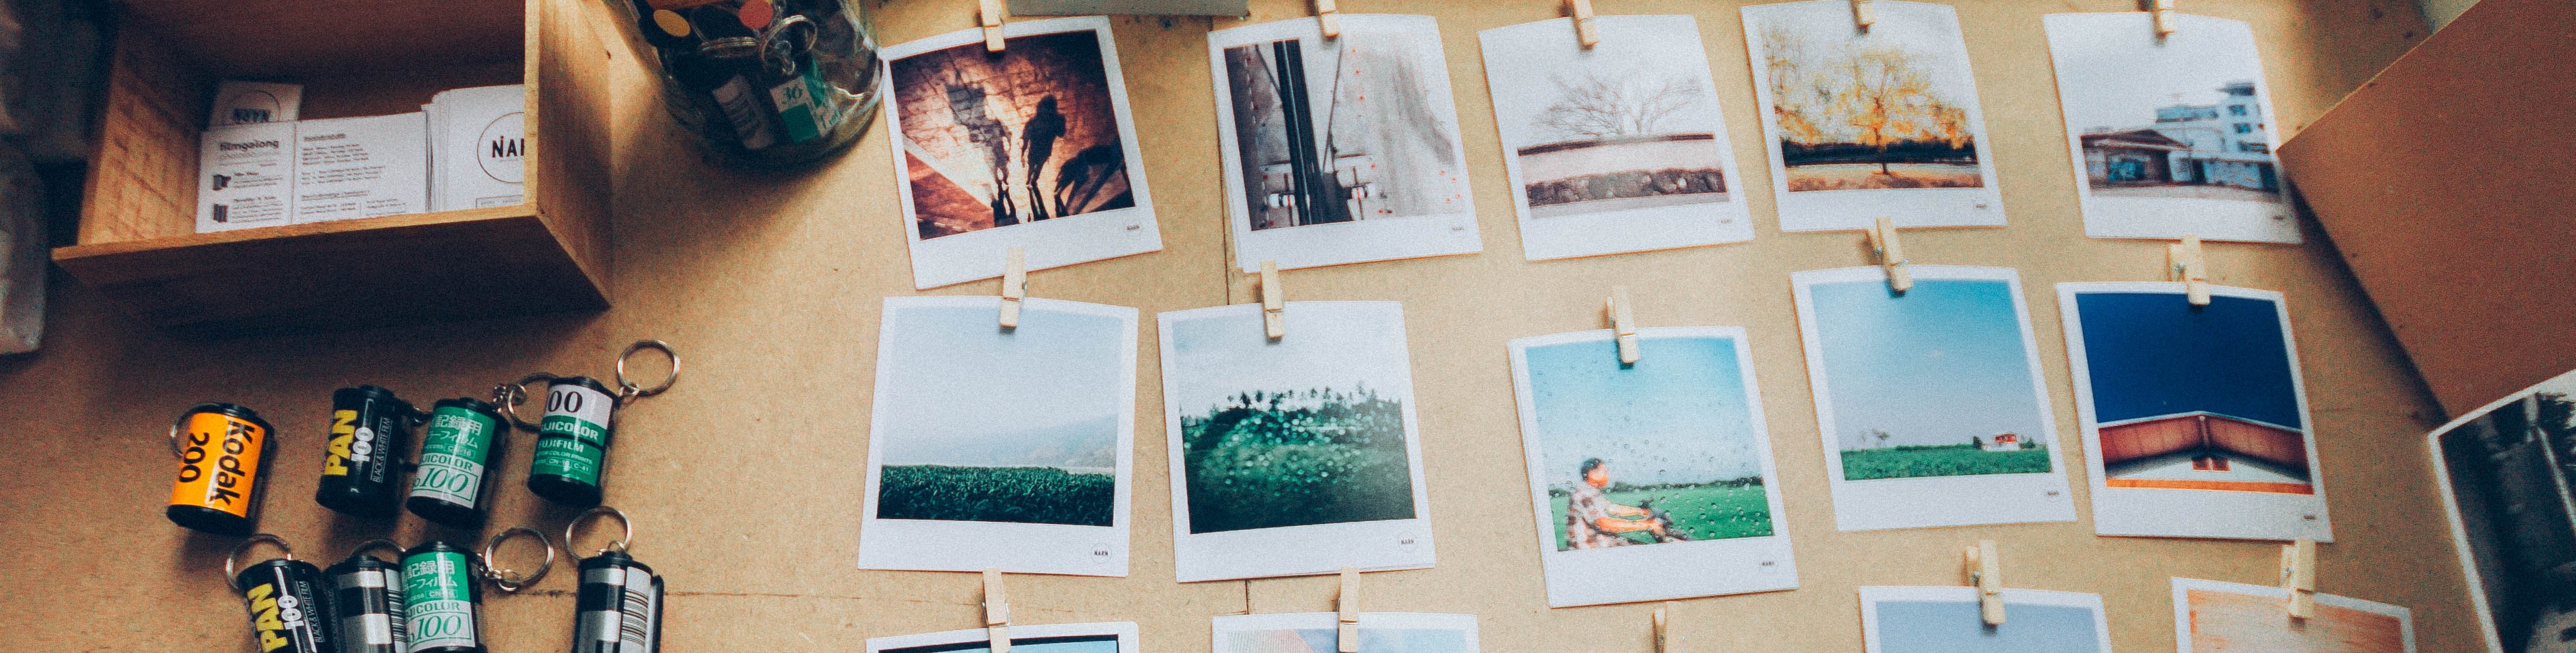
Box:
left=2067, top=289, right=2318, bottom=494
left=2078, top=80, right=2281, bottom=201
left=2098, top=411, right=2312, bottom=494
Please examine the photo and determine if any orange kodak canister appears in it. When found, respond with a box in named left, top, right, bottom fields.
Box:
left=167, top=403, right=277, bottom=535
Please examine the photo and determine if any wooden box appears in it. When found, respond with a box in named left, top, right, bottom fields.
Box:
left=2276, top=0, right=2576, bottom=413
left=57, top=0, right=614, bottom=334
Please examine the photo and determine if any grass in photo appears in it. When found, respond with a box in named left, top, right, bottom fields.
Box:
left=871, top=302, right=1126, bottom=527
left=1520, top=335, right=1776, bottom=549
left=1180, top=386, right=1416, bottom=533
left=1809, top=278, right=2055, bottom=481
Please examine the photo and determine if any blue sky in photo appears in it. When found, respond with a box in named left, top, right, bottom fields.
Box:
left=1874, top=600, right=2103, bottom=653
left=1811, top=279, right=2048, bottom=450
left=2073, top=293, right=2302, bottom=428
left=1164, top=305, right=1413, bottom=417
left=878, top=303, right=1126, bottom=468
left=1237, top=628, right=1470, bottom=653
left=1525, top=335, right=1764, bottom=486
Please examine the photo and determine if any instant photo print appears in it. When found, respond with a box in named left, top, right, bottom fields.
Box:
left=859, top=296, right=1138, bottom=577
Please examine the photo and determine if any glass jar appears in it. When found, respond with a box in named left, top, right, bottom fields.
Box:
left=598, top=0, right=882, bottom=168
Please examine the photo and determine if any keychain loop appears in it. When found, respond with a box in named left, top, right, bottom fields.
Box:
left=614, top=340, right=681, bottom=400
left=168, top=402, right=226, bottom=460
left=349, top=539, right=405, bottom=563
left=493, top=373, right=561, bottom=431
left=223, top=533, right=293, bottom=585
left=480, top=526, right=556, bottom=593
left=566, top=506, right=635, bottom=557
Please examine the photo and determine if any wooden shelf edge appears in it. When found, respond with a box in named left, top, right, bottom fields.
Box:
left=53, top=204, right=538, bottom=262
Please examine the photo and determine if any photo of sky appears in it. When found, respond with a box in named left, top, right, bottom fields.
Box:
left=1810, top=279, right=2048, bottom=450
left=1524, top=335, right=1763, bottom=486
left=2073, top=292, right=2301, bottom=428
left=876, top=303, right=1126, bottom=470
left=1874, top=599, right=2104, bottom=653
left=1165, top=304, right=1413, bottom=416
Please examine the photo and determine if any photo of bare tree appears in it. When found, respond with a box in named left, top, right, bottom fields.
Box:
left=1480, top=16, right=1751, bottom=260
left=1752, top=13, right=1982, bottom=191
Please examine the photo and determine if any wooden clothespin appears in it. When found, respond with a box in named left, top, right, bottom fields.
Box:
left=1313, top=0, right=1340, bottom=38
left=2151, top=0, right=2177, bottom=37
left=982, top=568, right=1012, bottom=652
left=1652, top=605, right=1670, bottom=653
left=2281, top=539, right=2316, bottom=619
left=1567, top=0, right=1599, bottom=48
left=1337, top=567, right=1361, bottom=652
left=1851, top=0, right=1874, bottom=32
left=1260, top=260, right=1286, bottom=340
left=1964, top=540, right=2005, bottom=626
left=1867, top=217, right=1912, bottom=294
left=980, top=0, right=1006, bottom=52
left=1607, top=286, right=1639, bottom=365
left=2167, top=234, right=2209, bottom=306
left=999, top=247, right=1028, bottom=329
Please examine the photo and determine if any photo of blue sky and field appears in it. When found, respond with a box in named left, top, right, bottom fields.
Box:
left=1164, top=303, right=1422, bottom=534
left=2070, top=291, right=2312, bottom=494
left=1521, top=335, right=1774, bottom=549
left=1809, top=277, right=2054, bottom=481
left=870, top=301, right=1125, bottom=527
left=1747, top=1, right=1988, bottom=192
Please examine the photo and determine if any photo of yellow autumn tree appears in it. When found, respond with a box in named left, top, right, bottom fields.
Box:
left=1749, top=4, right=1988, bottom=192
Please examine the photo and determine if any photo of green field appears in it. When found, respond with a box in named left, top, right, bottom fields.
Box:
left=876, top=464, right=1115, bottom=526
left=1840, top=443, right=2053, bottom=481
left=1181, top=386, right=1417, bottom=534
left=1549, top=480, right=1772, bottom=548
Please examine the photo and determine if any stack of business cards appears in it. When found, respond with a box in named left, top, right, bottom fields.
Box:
left=291, top=113, right=428, bottom=224
left=425, top=84, right=525, bottom=211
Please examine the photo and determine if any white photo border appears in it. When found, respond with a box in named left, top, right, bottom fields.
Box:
left=2042, top=13, right=2299, bottom=244
left=1506, top=327, right=1796, bottom=606
left=2169, top=577, right=2415, bottom=653
left=1742, top=1, right=2006, bottom=232
left=882, top=15, right=1164, bottom=289
left=1205, top=15, right=1482, bottom=272
left=2057, top=281, right=2331, bottom=541
left=1476, top=15, right=1757, bottom=261
left=1157, top=302, right=1437, bottom=581
left=2423, top=368, right=2576, bottom=653
left=866, top=621, right=1140, bottom=653
left=1791, top=266, right=2077, bottom=531
left=857, top=296, right=1140, bottom=577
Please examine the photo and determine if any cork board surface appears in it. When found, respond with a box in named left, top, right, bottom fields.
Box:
left=0, top=0, right=2475, bottom=651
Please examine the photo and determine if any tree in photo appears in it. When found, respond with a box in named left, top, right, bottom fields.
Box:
left=1533, top=69, right=1705, bottom=140
left=1180, top=386, right=1416, bottom=533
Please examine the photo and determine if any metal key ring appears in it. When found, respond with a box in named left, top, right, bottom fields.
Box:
left=494, top=373, right=561, bottom=431
left=169, top=402, right=226, bottom=460
left=614, top=340, right=681, bottom=400
left=566, top=506, right=635, bottom=557
left=481, top=526, right=556, bottom=593
left=223, top=533, right=293, bottom=585
left=349, top=539, right=405, bottom=563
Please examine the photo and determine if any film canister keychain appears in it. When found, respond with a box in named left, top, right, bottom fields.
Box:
left=401, top=528, right=554, bottom=653
left=406, top=396, right=510, bottom=527
left=315, top=385, right=418, bottom=518
left=227, top=534, right=336, bottom=653
left=566, top=506, right=664, bottom=653
left=324, top=540, right=409, bottom=653
left=500, top=340, right=680, bottom=507
left=169, top=403, right=277, bottom=535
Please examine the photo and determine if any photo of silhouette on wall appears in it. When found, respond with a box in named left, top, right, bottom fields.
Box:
left=1743, top=1, right=2002, bottom=231
left=1208, top=14, right=1480, bottom=271
left=892, top=27, right=1132, bottom=237
left=882, top=16, right=1161, bottom=289
left=2060, top=282, right=2329, bottom=541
